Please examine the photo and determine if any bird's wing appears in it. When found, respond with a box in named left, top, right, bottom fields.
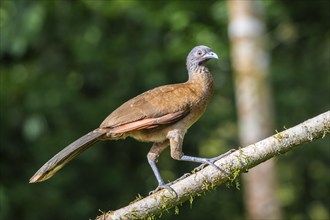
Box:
left=107, top=110, right=188, bottom=133
left=100, top=83, right=197, bottom=132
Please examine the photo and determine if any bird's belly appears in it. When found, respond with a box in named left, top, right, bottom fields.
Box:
left=127, top=125, right=170, bottom=143
left=127, top=107, right=206, bottom=143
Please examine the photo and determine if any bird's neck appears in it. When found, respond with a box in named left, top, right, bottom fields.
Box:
left=188, top=65, right=214, bottom=88
left=187, top=65, right=214, bottom=100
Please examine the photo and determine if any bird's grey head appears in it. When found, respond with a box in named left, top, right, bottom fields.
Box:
left=186, top=45, right=219, bottom=72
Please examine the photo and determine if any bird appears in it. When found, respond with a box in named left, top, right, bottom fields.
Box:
left=29, top=45, right=228, bottom=194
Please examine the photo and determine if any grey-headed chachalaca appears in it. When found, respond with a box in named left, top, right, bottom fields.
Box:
left=30, top=45, right=230, bottom=193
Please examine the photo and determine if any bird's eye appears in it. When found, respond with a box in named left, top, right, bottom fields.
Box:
left=196, top=50, right=203, bottom=56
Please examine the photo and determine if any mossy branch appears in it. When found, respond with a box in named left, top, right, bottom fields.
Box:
left=96, top=111, right=330, bottom=220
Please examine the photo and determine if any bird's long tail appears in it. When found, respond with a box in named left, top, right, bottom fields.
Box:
left=29, top=129, right=105, bottom=183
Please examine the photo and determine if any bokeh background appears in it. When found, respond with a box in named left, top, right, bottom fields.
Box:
left=1, top=0, right=329, bottom=219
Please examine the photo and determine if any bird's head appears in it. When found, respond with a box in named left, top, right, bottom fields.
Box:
left=186, top=45, right=219, bottom=72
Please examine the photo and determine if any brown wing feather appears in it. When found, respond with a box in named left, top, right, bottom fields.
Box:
left=100, top=83, right=197, bottom=129
left=109, top=110, right=188, bottom=134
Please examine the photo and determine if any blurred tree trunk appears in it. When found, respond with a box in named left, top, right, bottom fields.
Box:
left=227, top=1, right=282, bottom=219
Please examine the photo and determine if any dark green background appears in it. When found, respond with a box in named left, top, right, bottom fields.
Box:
left=1, top=0, right=329, bottom=219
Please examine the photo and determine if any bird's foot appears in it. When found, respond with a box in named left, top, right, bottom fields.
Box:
left=170, top=173, right=191, bottom=185
left=193, top=149, right=236, bottom=173
left=210, top=149, right=236, bottom=161
left=149, top=183, right=177, bottom=197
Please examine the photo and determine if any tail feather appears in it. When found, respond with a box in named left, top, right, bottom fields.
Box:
left=29, top=129, right=105, bottom=183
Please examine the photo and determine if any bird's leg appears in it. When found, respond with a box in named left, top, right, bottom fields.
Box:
left=147, top=141, right=177, bottom=195
left=168, top=130, right=234, bottom=173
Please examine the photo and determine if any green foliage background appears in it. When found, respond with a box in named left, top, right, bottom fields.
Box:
left=0, top=0, right=329, bottom=219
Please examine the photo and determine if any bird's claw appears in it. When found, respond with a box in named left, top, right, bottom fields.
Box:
left=211, top=149, right=236, bottom=161
left=149, top=184, right=177, bottom=197
left=205, top=149, right=236, bottom=174
left=205, top=159, right=223, bottom=171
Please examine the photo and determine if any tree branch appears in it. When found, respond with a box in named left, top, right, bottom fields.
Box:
left=96, top=111, right=330, bottom=220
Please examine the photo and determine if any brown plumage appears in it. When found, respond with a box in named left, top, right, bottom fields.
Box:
left=29, top=45, right=221, bottom=193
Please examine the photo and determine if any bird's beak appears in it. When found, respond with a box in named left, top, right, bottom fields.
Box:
left=203, top=51, right=219, bottom=60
